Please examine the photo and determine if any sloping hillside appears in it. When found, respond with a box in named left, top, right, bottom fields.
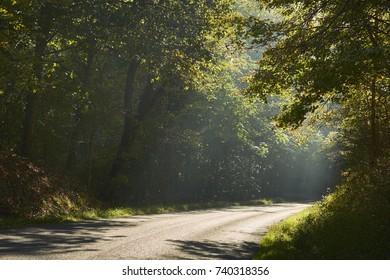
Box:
left=0, top=149, right=96, bottom=220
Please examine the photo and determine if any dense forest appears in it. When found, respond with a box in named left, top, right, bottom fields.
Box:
left=0, top=0, right=340, bottom=207
left=0, top=0, right=389, bottom=258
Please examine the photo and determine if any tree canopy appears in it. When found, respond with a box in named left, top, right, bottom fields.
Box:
left=0, top=0, right=342, bottom=206
left=247, top=0, right=389, bottom=173
left=247, top=0, right=389, bottom=124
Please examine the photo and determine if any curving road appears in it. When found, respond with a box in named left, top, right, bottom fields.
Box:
left=0, top=203, right=309, bottom=260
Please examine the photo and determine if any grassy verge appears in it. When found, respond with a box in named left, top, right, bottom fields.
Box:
left=254, top=205, right=317, bottom=259
left=255, top=171, right=390, bottom=259
left=0, top=198, right=281, bottom=229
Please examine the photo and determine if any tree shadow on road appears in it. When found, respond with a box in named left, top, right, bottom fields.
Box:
left=0, top=220, right=135, bottom=258
left=166, top=239, right=259, bottom=260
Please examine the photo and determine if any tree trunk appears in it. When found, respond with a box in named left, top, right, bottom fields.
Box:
left=66, top=39, right=96, bottom=171
left=369, top=79, right=378, bottom=167
left=20, top=91, right=37, bottom=157
left=110, top=62, right=165, bottom=205
left=20, top=3, right=52, bottom=157
left=65, top=107, right=81, bottom=171
left=110, top=70, right=164, bottom=177
left=136, top=77, right=163, bottom=121
left=110, top=58, right=141, bottom=177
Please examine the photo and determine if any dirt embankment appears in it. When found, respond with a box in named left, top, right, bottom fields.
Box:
left=0, top=149, right=95, bottom=219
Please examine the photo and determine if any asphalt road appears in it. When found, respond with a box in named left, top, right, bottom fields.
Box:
left=0, top=203, right=309, bottom=260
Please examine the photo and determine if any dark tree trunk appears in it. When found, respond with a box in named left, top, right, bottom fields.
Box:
left=66, top=39, right=96, bottom=171
left=109, top=59, right=166, bottom=205
left=110, top=68, right=164, bottom=178
left=65, top=108, right=81, bottom=171
left=20, top=3, right=52, bottom=157
left=136, top=77, right=163, bottom=121
left=20, top=91, right=37, bottom=157
left=110, top=58, right=141, bottom=177
left=369, top=79, right=378, bottom=167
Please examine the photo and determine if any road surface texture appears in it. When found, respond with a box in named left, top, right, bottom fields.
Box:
left=0, top=203, right=308, bottom=260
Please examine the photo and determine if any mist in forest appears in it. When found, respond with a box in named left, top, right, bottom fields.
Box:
left=0, top=0, right=342, bottom=208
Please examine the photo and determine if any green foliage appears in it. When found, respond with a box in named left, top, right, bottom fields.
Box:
left=248, top=0, right=389, bottom=260
left=108, top=50, right=335, bottom=205
left=246, top=0, right=389, bottom=127
left=1, top=1, right=339, bottom=211
left=256, top=161, right=390, bottom=259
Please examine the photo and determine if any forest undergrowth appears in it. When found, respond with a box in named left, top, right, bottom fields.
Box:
left=0, top=148, right=282, bottom=229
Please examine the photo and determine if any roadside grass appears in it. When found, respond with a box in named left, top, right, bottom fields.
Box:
left=255, top=169, right=390, bottom=259
left=254, top=205, right=317, bottom=259
left=0, top=198, right=282, bottom=229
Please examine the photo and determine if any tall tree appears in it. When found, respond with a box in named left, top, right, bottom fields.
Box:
left=1, top=0, right=87, bottom=157
left=110, top=0, right=238, bottom=179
